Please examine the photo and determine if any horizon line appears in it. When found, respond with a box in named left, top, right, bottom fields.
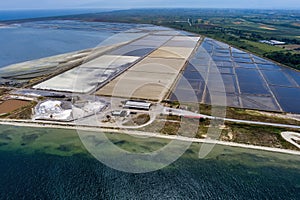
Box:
left=1, top=7, right=300, bottom=11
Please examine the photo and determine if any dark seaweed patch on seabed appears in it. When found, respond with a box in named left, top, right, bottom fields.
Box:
left=0, top=142, right=8, bottom=147
left=57, top=144, right=75, bottom=152
left=0, top=133, right=12, bottom=141
left=21, top=134, right=39, bottom=144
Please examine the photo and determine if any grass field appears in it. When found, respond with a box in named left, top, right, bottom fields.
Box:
left=242, top=40, right=283, bottom=52
left=138, top=114, right=299, bottom=150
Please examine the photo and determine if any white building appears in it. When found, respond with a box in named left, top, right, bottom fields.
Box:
left=259, top=40, right=286, bottom=46
left=270, top=40, right=286, bottom=45
left=123, top=100, right=152, bottom=110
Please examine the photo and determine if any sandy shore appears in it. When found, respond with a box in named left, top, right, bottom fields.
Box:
left=281, top=132, right=300, bottom=149
left=0, top=119, right=300, bottom=156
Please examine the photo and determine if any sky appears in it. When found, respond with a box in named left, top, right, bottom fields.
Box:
left=0, top=0, right=300, bottom=10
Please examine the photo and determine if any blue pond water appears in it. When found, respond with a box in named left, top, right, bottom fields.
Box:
left=173, top=38, right=300, bottom=113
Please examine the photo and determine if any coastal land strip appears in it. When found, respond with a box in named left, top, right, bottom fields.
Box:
left=0, top=119, right=299, bottom=156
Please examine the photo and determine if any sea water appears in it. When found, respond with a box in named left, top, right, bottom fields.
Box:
left=0, top=9, right=110, bottom=21
left=0, top=20, right=141, bottom=68
left=0, top=125, right=299, bottom=199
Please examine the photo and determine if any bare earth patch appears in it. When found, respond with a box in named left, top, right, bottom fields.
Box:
left=292, top=23, right=300, bottom=27
left=0, top=99, right=31, bottom=115
left=281, top=44, right=300, bottom=51
left=259, top=25, right=277, bottom=30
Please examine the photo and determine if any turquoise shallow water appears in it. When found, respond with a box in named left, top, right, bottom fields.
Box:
left=0, top=125, right=299, bottom=199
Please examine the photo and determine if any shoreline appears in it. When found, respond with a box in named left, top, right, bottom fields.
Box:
left=0, top=119, right=299, bottom=156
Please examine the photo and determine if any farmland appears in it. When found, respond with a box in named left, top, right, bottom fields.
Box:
left=48, top=9, right=300, bottom=70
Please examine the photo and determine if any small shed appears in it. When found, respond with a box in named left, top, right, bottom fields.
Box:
left=112, top=110, right=127, bottom=117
